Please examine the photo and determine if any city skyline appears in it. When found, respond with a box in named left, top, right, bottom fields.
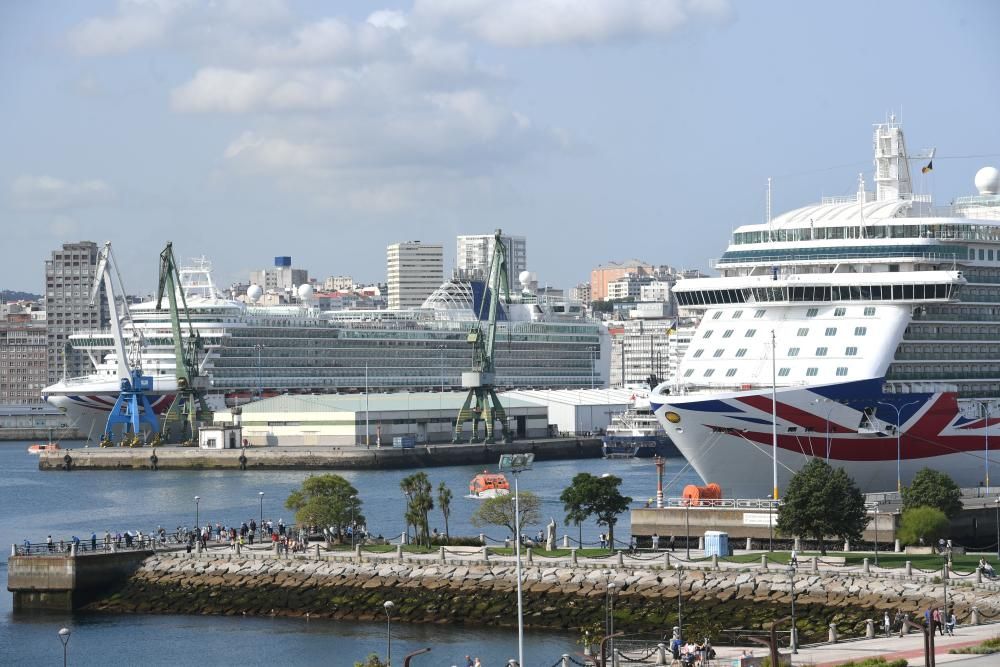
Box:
left=2, top=1, right=999, bottom=293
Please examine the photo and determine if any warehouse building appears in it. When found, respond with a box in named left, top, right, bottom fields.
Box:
left=218, top=391, right=549, bottom=447
left=501, top=388, right=637, bottom=436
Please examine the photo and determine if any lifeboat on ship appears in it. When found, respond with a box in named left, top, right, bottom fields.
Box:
left=27, top=443, right=61, bottom=454
left=468, top=472, right=511, bottom=499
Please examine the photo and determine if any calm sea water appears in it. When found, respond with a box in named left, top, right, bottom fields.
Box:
left=0, top=441, right=698, bottom=666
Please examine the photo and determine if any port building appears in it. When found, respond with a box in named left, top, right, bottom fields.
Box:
left=501, top=388, right=637, bottom=436
left=220, top=391, right=549, bottom=447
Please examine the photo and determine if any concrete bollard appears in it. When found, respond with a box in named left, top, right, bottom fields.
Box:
left=479, top=533, right=485, bottom=545
left=562, top=654, right=570, bottom=667
left=563, top=534, right=570, bottom=549
left=812, top=556, right=818, bottom=573
left=315, top=544, right=321, bottom=558
left=664, top=552, right=671, bottom=568
left=355, top=544, right=362, bottom=562
left=273, top=541, right=280, bottom=556
left=571, top=549, right=578, bottom=566
left=11, top=544, right=16, bottom=557
left=863, top=557, right=870, bottom=574
left=761, top=554, right=768, bottom=570
left=70, top=543, right=77, bottom=557
left=396, top=544, right=403, bottom=562
left=656, top=643, right=668, bottom=665
left=843, top=539, right=850, bottom=552
left=111, top=542, right=117, bottom=553
left=829, top=623, right=839, bottom=643
left=711, top=554, right=718, bottom=569
left=977, top=567, right=983, bottom=584
left=746, top=537, right=752, bottom=551
left=972, top=607, right=981, bottom=625
left=526, top=548, right=532, bottom=564
left=905, top=561, right=912, bottom=577
left=794, top=536, right=801, bottom=552
left=440, top=546, right=447, bottom=563
left=236, top=542, right=241, bottom=555
left=866, top=619, right=875, bottom=638
left=943, top=563, right=949, bottom=580
left=617, top=550, right=624, bottom=566
left=196, top=541, right=203, bottom=554
left=482, top=546, right=489, bottom=562
left=698, top=536, right=704, bottom=551
left=894, top=538, right=901, bottom=553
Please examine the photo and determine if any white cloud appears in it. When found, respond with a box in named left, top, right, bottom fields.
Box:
left=224, top=132, right=326, bottom=170
left=367, top=10, right=408, bottom=31
left=68, top=1, right=176, bottom=55
left=10, top=176, right=116, bottom=210
left=171, top=68, right=348, bottom=113
left=414, top=0, right=730, bottom=46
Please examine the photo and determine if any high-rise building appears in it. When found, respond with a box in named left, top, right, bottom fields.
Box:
left=589, top=259, right=654, bottom=302
left=387, top=241, right=444, bottom=309
left=44, top=241, right=106, bottom=383
left=455, top=234, right=527, bottom=291
left=0, top=306, right=48, bottom=404
left=250, top=256, right=309, bottom=292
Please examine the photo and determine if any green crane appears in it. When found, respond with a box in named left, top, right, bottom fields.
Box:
left=453, top=229, right=513, bottom=444
left=156, top=242, right=209, bottom=445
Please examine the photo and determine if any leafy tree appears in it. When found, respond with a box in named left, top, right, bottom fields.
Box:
left=560, top=473, right=632, bottom=548
left=354, top=654, right=387, bottom=667
left=437, top=481, right=453, bottom=540
left=898, top=506, right=950, bottom=546
left=559, top=482, right=589, bottom=547
left=284, top=474, right=363, bottom=542
left=401, top=472, right=434, bottom=547
left=776, top=459, right=866, bottom=555
left=902, top=468, right=963, bottom=518
left=472, top=490, right=541, bottom=537
left=591, top=300, right=614, bottom=313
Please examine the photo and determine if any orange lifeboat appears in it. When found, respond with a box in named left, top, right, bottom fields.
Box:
left=469, top=472, right=511, bottom=499
left=27, top=443, right=61, bottom=454
left=682, top=483, right=722, bottom=505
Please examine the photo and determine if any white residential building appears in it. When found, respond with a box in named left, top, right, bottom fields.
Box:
left=250, top=257, right=308, bottom=292
left=456, top=234, right=527, bottom=291
left=387, top=241, right=444, bottom=309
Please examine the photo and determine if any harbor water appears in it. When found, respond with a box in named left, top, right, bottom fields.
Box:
left=0, top=441, right=699, bottom=665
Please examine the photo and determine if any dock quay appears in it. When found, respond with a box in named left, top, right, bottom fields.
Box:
left=37, top=436, right=600, bottom=471
left=10, top=540, right=1000, bottom=644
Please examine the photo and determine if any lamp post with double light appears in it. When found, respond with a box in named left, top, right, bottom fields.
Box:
left=499, top=453, right=534, bottom=667
left=684, top=497, right=692, bottom=560
left=873, top=502, right=880, bottom=566
left=877, top=400, right=920, bottom=493
left=975, top=400, right=994, bottom=494
left=194, top=495, right=200, bottom=533
left=606, top=581, right=617, bottom=666
left=787, top=565, right=798, bottom=653
left=350, top=494, right=357, bottom=547
left=383, top=600, right=394, bottom=666
left=258, top=491, right=264, bottom=537
left=995, top=496, right=999, bottom=561
left=58, top=627, right=71, bottom=667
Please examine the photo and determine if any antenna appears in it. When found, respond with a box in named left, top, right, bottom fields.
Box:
left=766, top=177, right=773, bottom=241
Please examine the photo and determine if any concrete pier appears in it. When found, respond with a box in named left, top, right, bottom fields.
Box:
left=7, top=549, right=151, bottom=611
left=39, top=437, right=601, bottom=471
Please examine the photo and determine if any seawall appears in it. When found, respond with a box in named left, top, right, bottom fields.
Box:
left=85, top=550, right=1000, bottom=643
left=39, top=437, right=600, bottom=471
left=8, top=549, right=152, bottom=611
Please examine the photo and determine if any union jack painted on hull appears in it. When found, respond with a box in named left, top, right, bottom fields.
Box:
left=46, top=393, right=176, bottom=438
left=650, top=378, right=996, bottom=497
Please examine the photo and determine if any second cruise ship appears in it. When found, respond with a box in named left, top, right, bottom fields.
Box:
left=651, top=118, right=1000, bottom=496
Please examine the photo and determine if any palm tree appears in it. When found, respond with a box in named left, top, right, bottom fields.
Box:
left=437, top=482, right=453, bottom=540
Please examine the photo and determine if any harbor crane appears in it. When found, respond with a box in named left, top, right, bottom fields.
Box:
left=453, top=229, right=513, bottom=444
left=156, top=242, right=210, bottom=445
left=93, top=242, right=159, bottom=447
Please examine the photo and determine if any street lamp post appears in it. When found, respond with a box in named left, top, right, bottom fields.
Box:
left=350, top=495, right=357, bottom=548
left=874, top=503, right=880, bottom=566
left=677, top=565, right=684, bottom=640
left=194, top=495, right=200, bottom=533
left=995, top=497, right=999, bottom=561
left=787, top=565, right=797, bottom=653
left=258, top=491, right=264, bottom=536
left=383, top=600, right=394, bottom=666
left=254, top=343, right=264, bottom=398
left=685, top=499, right=691, bottom=560
left=977, top=401, right=993, bottom=494
left=607, top=581, right=617, bottom=667
left=58, top=627, right=71, bottom=667
left=768, top=495, right=774, bottom=552
left=499, top=453, right=534, bottom=667
left=877, top=400, right=920, bottom=493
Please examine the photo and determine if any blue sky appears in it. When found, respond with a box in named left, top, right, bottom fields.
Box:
left=2, top=0, right=999, bottom=294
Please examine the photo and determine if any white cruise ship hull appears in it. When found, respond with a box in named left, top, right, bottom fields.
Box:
left=651, top=378, right=995, bottom=497
left=44, top=376, right=178, bottom=439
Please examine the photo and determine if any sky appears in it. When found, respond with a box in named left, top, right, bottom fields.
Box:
left=2, top=0, right=999, bottom=295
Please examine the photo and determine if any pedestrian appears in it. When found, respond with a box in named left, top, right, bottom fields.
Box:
left=947, top=611, right=956, bottom=636
left=652, top=533, right=660, bottom=551
left=883, top=611, right=891, bottom=638
left=790, top=549, right=798, bottom=567
left=46, top=535, right=53, bottom=552
left=473, top=658, right=482, bottom=667
left=669, top=534, right=676, bottom=551
left=934, top=608, right=945, bottom=636
left=896, top=611, right=907, bottom=638
left=465, top=656, right=474, bottom=667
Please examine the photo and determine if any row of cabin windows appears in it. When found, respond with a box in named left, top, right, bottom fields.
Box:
left=680, top=284, right=952, bottom=307
left=685, top=366, right=850, bottom=378
left=693, top=346, right=859, bottom=359
left=712, top=306, right=877, bottom=320
left=705, top=326, right=867, bottom=339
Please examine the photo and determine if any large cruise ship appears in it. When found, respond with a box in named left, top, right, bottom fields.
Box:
left=650, top=118, right=1000, bottom=496
left=43, top=264, right=609, bottom=438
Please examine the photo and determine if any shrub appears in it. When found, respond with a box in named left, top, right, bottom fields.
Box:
left=949, top=636, right=1000, bottom=654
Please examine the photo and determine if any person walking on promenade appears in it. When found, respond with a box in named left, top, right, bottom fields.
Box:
left=883, top=611, right=891, bottom=638
left=936, top=608, right=946, bottom=636
left=91, top=532, right=97, bottom=551
left=652, top=533, right=660, bottom=551
left=790, top=549, right=798, bottom=567
left=46, top=535, right=53, bottom=552
left=947, top=610, right=956, bottom=636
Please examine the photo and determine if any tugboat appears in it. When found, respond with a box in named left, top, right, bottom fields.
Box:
left=468, top=472, right=511, bottom=498
left=602, top=399, right=679, bottom=459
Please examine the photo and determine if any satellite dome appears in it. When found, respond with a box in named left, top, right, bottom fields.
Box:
left=975, top=166, right=1000, bottom=196
left=246, top=284, right=263, bottom=302
left=297, top=283, right=314, bottom=300
left=518, top=270, right=532, bottom=287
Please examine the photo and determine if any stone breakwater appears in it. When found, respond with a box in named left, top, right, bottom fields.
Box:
left=86, top=552, right=1000, bottom=643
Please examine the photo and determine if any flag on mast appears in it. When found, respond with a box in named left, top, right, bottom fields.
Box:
left=921, top=160, right=933, bottom=174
